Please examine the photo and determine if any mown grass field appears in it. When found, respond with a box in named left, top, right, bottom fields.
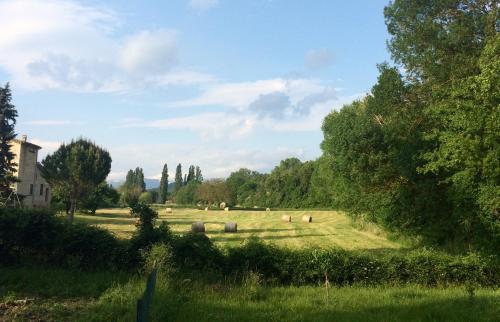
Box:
left=75, top=207, right=401, bottom=250
left=1, top=266, right=499, bottom=322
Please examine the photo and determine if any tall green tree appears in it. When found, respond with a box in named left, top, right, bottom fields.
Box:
left=120, top=167, right=146, bottom=207
left=186, top=165, right=195, bottom=183
left=383, top=0, right=499, bottom=249
left=41, top=139, right=111, bottom=222
left=174, top=163, right=183, bottom=192
left=158, top=163, right=169, bottom=203
left=421, top=34, right=500, bottom=248
left=195, top=166, right=203, bottom=183
left=0, top=84, right=18, bottom=197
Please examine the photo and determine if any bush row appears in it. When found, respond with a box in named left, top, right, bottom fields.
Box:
left=1, top=208, right=498, bottom=286
left=224, top=240, right=500, bottom=287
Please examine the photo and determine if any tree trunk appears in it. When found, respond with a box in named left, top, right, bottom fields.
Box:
left=67, top=199, right=76, bottom=223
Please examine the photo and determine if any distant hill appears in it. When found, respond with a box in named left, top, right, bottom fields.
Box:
left=145, top=178, right=160, bottom=189
left=108, top=178, right=160, bottom=190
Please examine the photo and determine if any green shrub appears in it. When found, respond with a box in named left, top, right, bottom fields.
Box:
left=224, top=239, right=500, bottom=287
left=171, top=233, right=223, bottom=271
left=138, top=191, right=154, bottom=204
left=0, top=207, right=124, bottom=270
left=128, top=204, right=174, bottom=267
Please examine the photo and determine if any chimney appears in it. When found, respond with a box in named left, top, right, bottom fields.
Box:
left=21, top=135, right=27, bottom=142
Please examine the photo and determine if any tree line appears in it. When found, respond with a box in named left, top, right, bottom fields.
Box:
left=1, top=0, right=497, bottom=251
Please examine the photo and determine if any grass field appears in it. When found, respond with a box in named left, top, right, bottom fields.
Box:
left=1, top=266, right=499, bottom=322
left=75, top=207, right=401, bottom=250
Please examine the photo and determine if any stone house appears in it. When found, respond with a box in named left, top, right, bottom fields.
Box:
left=10, top=135, right=51, bottom=208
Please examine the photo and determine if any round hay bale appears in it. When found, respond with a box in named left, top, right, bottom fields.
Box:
left=266, top=207, right=271, bottom=212
left=219, top=202, right=226, bottom=209
left=165, top=207, right=173, bottom=214
left=302, top=215, right=312, bottom=223
left=281, top=215, right=291, bottom=222
left=224, top=222, right=237, bottom=233
left=191, top=221, right=205, bottom=233
left=224, top=207, right=230, bottom=212
left=204, top=207, right=209, bottom=211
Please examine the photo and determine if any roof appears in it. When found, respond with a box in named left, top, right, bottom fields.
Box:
left=12, top=139, right=42, bottom=150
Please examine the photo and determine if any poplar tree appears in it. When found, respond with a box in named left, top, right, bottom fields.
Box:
left=158, top=163, right=169, bottom=203
left=186, top=165, right=195, bottom=183
left=174, top=163, right=183, bottom=192
left=195, top=166, right=203, bottom=183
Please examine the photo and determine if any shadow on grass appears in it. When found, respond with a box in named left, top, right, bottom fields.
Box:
left=80, top=212, right=130, bottom=219
left=208, top=233, right=331, bottom=243
left=159, top=294, right=500, bottom=322
left=77, top=217, right=135, bottom=226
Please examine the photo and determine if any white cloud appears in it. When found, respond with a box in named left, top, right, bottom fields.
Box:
left=154, top=70, right=218, bottom=86
left=109, top=142, right=305, bottom=180
left=118, top=85, right=360, bottom=141
left=0, top=0, right=214, bottom=92
left=118, top=112, right=256, bottom=141
left=119, top=29, right=177, bottom=75
left=305, top=49, right=334, bottom=70
left=166, top=79, right=285, bottom=109
left=189, top=0, right=219, bottom=12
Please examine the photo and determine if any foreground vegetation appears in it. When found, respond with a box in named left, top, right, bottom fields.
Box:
left=75, top=207, right=402, bottom=250
left=2, top=205, right=499, bottom=321
left=1, top=266, right=499, bottom=322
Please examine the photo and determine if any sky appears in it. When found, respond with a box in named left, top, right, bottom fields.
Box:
left=0, top=0, right=392, bottom=182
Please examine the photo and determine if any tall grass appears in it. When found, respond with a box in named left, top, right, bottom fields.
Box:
left=1, top=266, right=499, bottom=322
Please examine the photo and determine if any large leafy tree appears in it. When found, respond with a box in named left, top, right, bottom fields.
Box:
left=0, top=84, right=18, bottom=197
left=197, top=179, right=230, bottom=206
left=41, top=139, right=111, bottom=222
left=263, top=158, right=314, bottom=208
left=421, top=35, right=500, bottom=247
left=226, top=168, right=265, bottom=206
left=174, top=181, right=198, bottom=205
left=80, top=182, right=120, bottom=214
left=158, top=163, right=169, bottom=204
left=383, top=0, right=499, bottom=248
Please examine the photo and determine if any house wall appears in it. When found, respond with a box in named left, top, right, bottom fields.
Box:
left=11, top=139, right=51, bottom=208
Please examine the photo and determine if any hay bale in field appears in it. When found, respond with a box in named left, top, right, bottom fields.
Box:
left=191, top=221, right=205, bottom=233
left=266, top=207, right=271, bottom=212
left=224, top=207, right=230, bottom=212
left=281, top=215, right=291, bottom=222
left=224, top=222, right=237, bottom=233
left=165, top=207, right=173, bottom=214
left=219, top=202, right=226, bottom=209
left=302, top=215, right=312, bottom=223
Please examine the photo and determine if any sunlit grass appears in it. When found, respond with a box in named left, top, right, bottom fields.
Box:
left=75, top=207, right=401, bottom=250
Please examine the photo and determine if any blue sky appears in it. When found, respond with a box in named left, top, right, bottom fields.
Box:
left=0, top=0, right=391, bottom=181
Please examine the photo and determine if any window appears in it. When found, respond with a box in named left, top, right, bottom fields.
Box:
left=45, top=188, right=49, bottom=202
left=40, top=184, right=44, bottom=196
left=29, top=184, right=34, bottom=195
